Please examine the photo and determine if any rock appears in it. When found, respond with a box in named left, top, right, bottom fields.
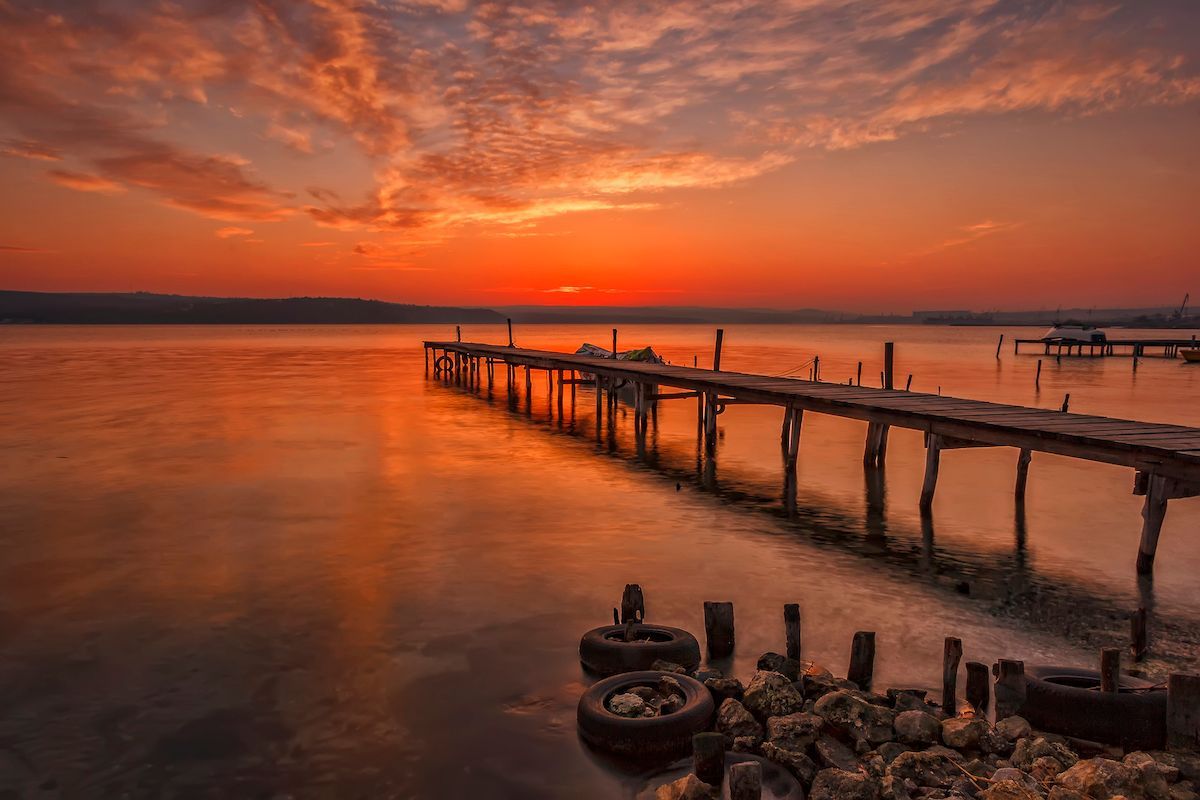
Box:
left=659, top=675, right=686, bottom=698
left=1171, top=783, right=1199, bottom=800
left=717, top=698, right=764, bottom=742
left=704, top=676, right=744, bottom=703
left=762, top=741, right=819, bottom=785
left=952, top=775, right=983, bottom=798
left=1125, top=752, right=1173, bottom=800
left=1047, top=789, right=1087, bottom=800
left=1057, top=757, right=1140, bottom=799
left=693, top=668, right=723, bottom=682
left=1150, top=752, right=1200, bottom=783
left=655, top=773, right=717, bottom=800
left=816, top=733, right=861, bottom=771
left=1011, top=737, right=1078, bottom=772
left=660, top=694, right=684, bottom=715
left=609, top=693, right=647, bottom=717
left=652, top=659, right=689, bottom=674
left=980, top=779, right=1042, bottom=800
left=876, top=741, right=914, bottom=764
left=767, top=712, right=823, bottom=750
left=980, top=727, right=1013, bottom=756
left=991, top=768, right=1038, bottom=789
left=887, top=750, right=962, bottom=790
left=1029, top=756, right=1065, bottom=783
left=814, top=690, right=897, bottom=746
left=994, top=717, right=1031, bottom=742
left=758, top=652, right=802, bottom=681
left=732, top=735, right=759, bottom=753
left=941, top=717, right=987, bottom=750
left=743, top=671, right=805, bottom=721
left=894, top=710, right=941, bottom=746
left=891, top=690, right=940, bottom=716
left=810, top=768, right=880, bottom=800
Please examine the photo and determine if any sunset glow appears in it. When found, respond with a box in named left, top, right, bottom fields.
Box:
left=1, top=1, right=1198, bottom=309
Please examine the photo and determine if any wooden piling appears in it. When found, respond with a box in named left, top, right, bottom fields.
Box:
left=994, top=659, right=1025, bottom=719
left=920, top=434, right=943, bottom=514
left=856, top=361, right=862, bottom=386
left=620, top=583, right=645, bottom=623
left=456, top=325, right=461, bottom=342
left=1100, top=648, right=1120, bottom=693
left=965, top=661, right=989, bottom=714
left=1167, top=674, right=1200, bottom=750
left=693, top=732, right=726, bottom=786
left=713, top=329, right=725, bottom=371
left=703, top=601, right=735, bottom=658
left=612, top=328, right=618, bottom=359
left=847, top=631, right=876, bottom=691
left=704, top=392, right=718, bottom=452
left=1137, top=474, right=1168, bottom=574
left=883, top=341, right=894, bottom=390
left=729, top=760, right=762, bottom=800
left=784, top=603, right=802, bottom=661
left=784, top=407, right=802, bottom=472
left=1061, top=393, right=1070, bottom=413
left=1015, top=448, right=1032, bottom=502
left=507, top=318, right=514, bottom=347
left=1131, top=607, right=1148, bottom=661
left=1035, top=359, right=1042, bottom=388
left=996, top=334, right=1004, bottom=359
left=943, top=637, right=963, bottom=715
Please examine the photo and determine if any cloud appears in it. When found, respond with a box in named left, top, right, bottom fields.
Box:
left=215, top=226, right=254, bottom=238
left=0, top=244, right=51, bottom=253
left=46, top=169, right=125, bottom=194
left=912, top=219, right=1024, bottom=257
left=0, top=0, right=1196, bottom=241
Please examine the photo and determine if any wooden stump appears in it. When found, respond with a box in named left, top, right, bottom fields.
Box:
left=994, top=659, right=1026, bottom=719
left=620, top=584, right=645, bottom=623
left=693, top=732, right=726, bottom=786
left=1131, top=607, right=1148, bottom=661
left=943, top=637, right=963, bottom=715
left=703, top=601, right=735, bottom=658
left=965, top=661, right=989, bottom=714
left=729, top=760, right=762, bottom=800
left=1167, top=674, right=1200, bottom=750
left=847, top=631, right=876, bottom=691
left=784, top=603, right=802, bottom=661
left=1100, top=648, right=1120, bottom=693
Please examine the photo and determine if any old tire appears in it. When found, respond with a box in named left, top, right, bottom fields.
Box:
left=1021, top=664, right=1166, bottom=750
left=580, top=624, right=701, bottom=676
left=577, top=671, right=714, bottom=759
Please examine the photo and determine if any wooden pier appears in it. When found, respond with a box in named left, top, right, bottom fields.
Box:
left=424, top=338, right=1200, bottom=575
left=1014, top=337, right=1199, bottom=358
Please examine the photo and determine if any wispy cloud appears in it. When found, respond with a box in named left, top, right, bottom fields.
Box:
left=46, top=169, right=125, bottom=194
left=215, top=226, right=254, bottom=239
left=0, top=244, right=51, bottom=253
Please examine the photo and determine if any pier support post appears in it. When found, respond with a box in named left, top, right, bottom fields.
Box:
left=703, top=601, right=735, bottom=658
left=943, top=637, right=962, bottom=715
left=848, top=631, right=876, bottom=691
left=1015, top=448, right=1032, bottom=502
left=965, top=661, right=989, bottom=714
left=920, top=434, right=943, bottom=514
left=783, top=407, right=802, bottom=473
left=1167, top=674, right=1200, bottom=750
left=1136, top=473, right=1168, bottom=575
left=784, top=603, right=802, bottom=661
left=863, top=421, right=889, bottom=468
left=525, top=365, right=532, bottom=396
left=703, top=392, right=718, bottom=453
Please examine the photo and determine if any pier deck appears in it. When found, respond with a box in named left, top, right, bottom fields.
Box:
left=1014, top=337, right=1199, bottom=358
left=425, top=340, right=1200, bottom=574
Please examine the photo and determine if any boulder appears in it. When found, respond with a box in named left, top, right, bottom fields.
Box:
left=1126, top=752, right=1180, bottom=784
left=894, top=710, right=941, bottom=746
left=758, top=652, right=802, bottom=681
left=980, top=779, right=1042, bottom=800
left=816, top=733, right=861, bottom=771
left=1011, top=737, right=1078, bottom=772
left=1126, top=752, right=1178, bottom=799
left=743, top=671, right=805, bottom=721
left=717, top=698, right=763, bottom=742
left=941, top=717, right=987, bottom=750
left=1057, top=757, right=1140, bottom=799
left=655, top=773, right=717, bottom=800
left=876, top=741, right=914, bottom=764
left=814, top=690, right=896, bottom=746
left=994, top=716, right=1031, bottom=742
left=1029, top=755, right=1065, bottom=783
left=980, top=727, right=1013, bottom=756
left=609, top=693, right=647, bottom=717
left=886, top=750, right=962, bottom=790
left=890, top=689, right=940, bottom=716
left=767, top=712, right=823, bottom=750
left=1148, top=752, right=1200, bottom=784
left=810, top=768, right=880, bottom=800
left=761, top=741, right=818, bottom=785
left=652, top=659, right=689, bottom=674
left=704, top=676, right=744, bottom=703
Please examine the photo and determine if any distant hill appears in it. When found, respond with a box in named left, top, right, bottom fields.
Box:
left=0, top=291, right=504, bottom=324
left=499, top=305, right=845, bottom=324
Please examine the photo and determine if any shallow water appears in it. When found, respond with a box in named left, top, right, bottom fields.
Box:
left=1, top=323, right=1198, bottom=797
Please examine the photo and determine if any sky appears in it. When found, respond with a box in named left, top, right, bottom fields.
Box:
left=0, top=0, right=1198, bottom=312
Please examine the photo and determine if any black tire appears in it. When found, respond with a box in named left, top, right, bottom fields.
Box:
left=1021, top=664, right=1166, bottom=750
left=577, top=671, right=715, bottom=759
left=580, top=624, right=701, bottom=676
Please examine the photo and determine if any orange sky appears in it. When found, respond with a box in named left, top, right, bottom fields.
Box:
left=1, top=1, right=1198, bottom=311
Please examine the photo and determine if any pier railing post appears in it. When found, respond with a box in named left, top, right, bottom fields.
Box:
left=713, top=329, right=724, bottom=371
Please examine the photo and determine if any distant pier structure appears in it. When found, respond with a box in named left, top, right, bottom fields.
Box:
left=424, top=333, right=1200, bottom=575
left=1014, top=336, right=1198, bottom=358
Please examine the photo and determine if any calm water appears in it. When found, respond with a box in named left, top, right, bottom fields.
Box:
left=1, top=323, right=1198, bottom=798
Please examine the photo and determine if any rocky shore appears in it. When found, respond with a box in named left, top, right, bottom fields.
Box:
left=649, top=653, right=1198, bottom=800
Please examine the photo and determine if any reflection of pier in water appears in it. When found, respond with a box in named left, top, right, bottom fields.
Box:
left=428, top=360, right=1200, bottom=669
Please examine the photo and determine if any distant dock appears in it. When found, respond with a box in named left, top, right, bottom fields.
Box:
left=424, top=336, right=1200, bottom=575
left=1013, top=336, right=1198, bottom=358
